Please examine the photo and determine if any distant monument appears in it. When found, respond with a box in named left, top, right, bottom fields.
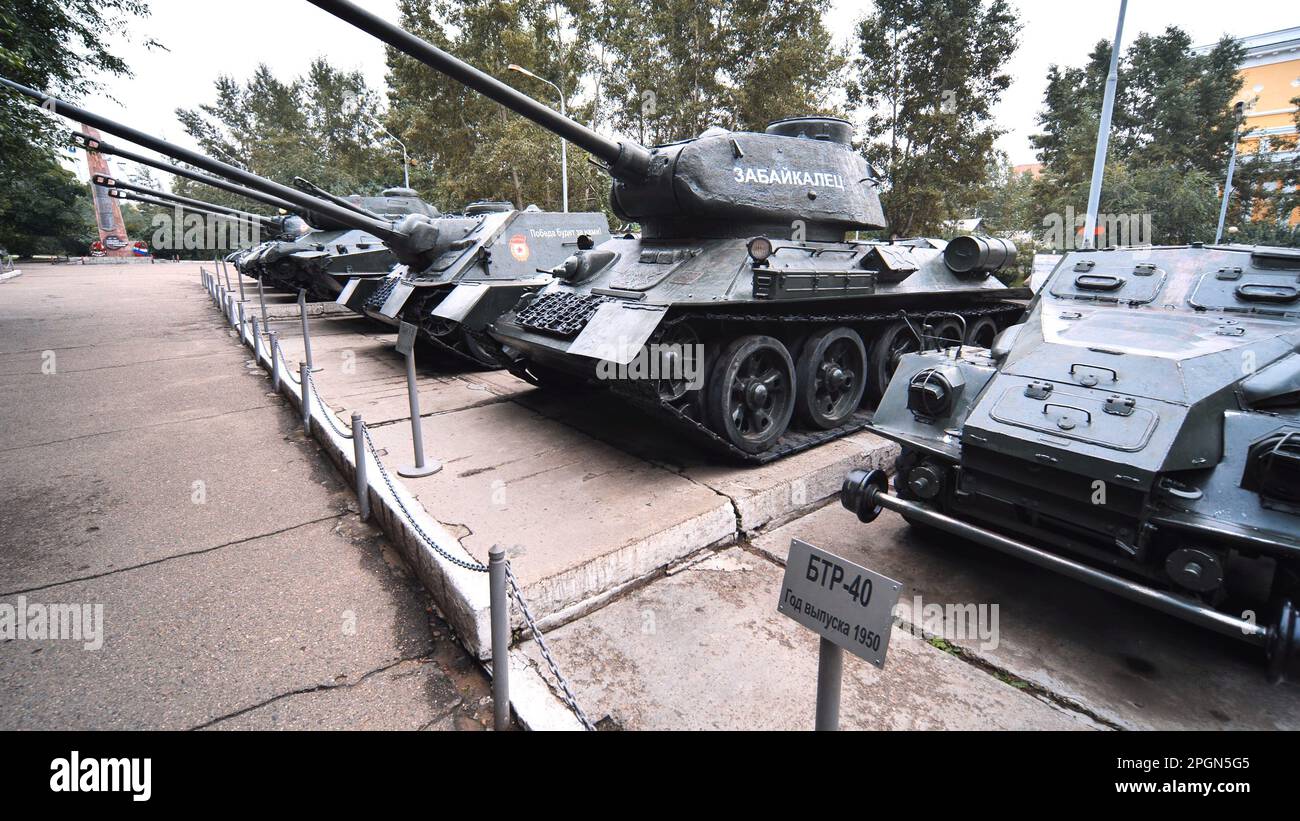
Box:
left=81, top=123, right=135, bottom=257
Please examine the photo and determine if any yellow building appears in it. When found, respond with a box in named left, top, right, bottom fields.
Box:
left=1196, top=26, right=1300, bottom=225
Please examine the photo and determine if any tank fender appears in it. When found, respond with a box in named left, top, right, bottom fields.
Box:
left=432, top=279, right=551, bottom=332
left=567, top=302, right=668, bottom=365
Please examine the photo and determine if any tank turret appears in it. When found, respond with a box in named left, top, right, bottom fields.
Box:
left=304, top=0, right=882, bottom=241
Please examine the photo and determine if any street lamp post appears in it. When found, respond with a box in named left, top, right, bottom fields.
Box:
left=1082, top=0, right=1127, bottom=250
left=1215, top=101, right=1246, bottom=244
left=508, top=63, right=568, bottom=212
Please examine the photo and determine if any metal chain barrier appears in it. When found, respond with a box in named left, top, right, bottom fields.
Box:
left=306, top=369, right=353, bottom=440
left=361, top=425, right=490, bottom=574
left=244, top=292, right=592, bottom=730
left=272, top=337, right=301, bottom=386
left=506, top=564, right=596, bottom=731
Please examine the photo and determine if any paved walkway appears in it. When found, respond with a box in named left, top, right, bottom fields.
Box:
left=0, top=262, right=492, bottom=730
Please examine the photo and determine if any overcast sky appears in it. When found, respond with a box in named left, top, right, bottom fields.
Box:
left=77, top=0, right=1298, bottom=183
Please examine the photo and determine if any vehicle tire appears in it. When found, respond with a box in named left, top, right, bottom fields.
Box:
left=867, top=321, right=920, bottom=403
left=794, top=327, right=867, bottom=430
left=705, top=334, right=796, bottom=454
left=964, top=316, right=999, bottom=348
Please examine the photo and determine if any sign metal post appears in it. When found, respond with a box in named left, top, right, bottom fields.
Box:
left=777, top=538, right=902, bottom=731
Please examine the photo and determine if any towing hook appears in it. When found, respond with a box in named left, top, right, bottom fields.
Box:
left=841, top=469, right=889, bottom=523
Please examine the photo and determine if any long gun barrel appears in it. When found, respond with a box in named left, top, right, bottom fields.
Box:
left=107, top=188, right=280, bottom=231
left=304, top=0, right=652, bottom=179
left=0, top=75, right=406, bottom=244
left=93, top=176, right=282, bottom=229
left=293, top=176, right=384, bottom=220
left=73, top=131, right=300, bottom=215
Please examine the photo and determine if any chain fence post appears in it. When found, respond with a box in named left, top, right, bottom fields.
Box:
left=251, top=317, right=261, bottom=360
left=300, top=361, right=311, bottom=435
left=352, top=412, right=370, bottom=521
left=237, top=301, right=247, bottom=342
left=489, top=545, right=510, bottom=731
left=234, top=259, right=246, bottom=302
left=228, top=292, right=238, bottom=329
left=222, top=260, right=233, bottom=293
left=398, top=346, right=442, bottom=477
left=257, top=276, right=269, bottom=334
left=298, top=289, right=320, bottom=372
left=270, top=331, right=281, bottom=392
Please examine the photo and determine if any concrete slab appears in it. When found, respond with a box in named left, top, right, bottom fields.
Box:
left=0, top=518, right=440, bottom=730
left=515, top=386, right=899, bottom=532
left=0, top=262, right=490, bottom=731
left=274, top=336, right=522, bottom=427
left=0, top=404, right=350, bottom=593
left=519, top=548, right=1100, bottom=730
left=751, top=504, right=1300, bottom=730
left=366, top=401, right=736, bottom=621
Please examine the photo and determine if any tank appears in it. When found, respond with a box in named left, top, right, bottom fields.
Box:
left=1, top=75, right=609, bottom=368
left=841, top=243, right=1300, bottom=680
left=72, top=131, right=426, bottom=297
left=339, top=199, right=610, bottom=366
left=305, top=0, right=1030, bottom=459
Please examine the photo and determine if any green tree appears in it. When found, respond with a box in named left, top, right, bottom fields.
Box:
left=0, top=0, right=155, bottom=254
left=584, top=0, right=843, bottom=147
left=0, top=156, right=95, bottom=255
left=847, top=0, right=1021, bottom=237
left=1029, top=27, right=1246, bottom=246
left=386, top=0, right=605, bottom=213
left=173, top=60, right=393, bottom=212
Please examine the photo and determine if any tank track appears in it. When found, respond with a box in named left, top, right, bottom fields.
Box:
left=608, top=301, right=1024, bottom=464
left=408, top=288, right=506, bottom=371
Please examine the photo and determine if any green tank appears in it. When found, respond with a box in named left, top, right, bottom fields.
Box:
left=305, top=0, right=1030, bottom=460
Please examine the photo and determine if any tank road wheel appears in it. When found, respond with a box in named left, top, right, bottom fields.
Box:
left=794, top=327, right=867, bottom=430
left=705, top=335, right=796, bottom=454
left=927, top=317, right=965, bottom=350
left=964, top=316, right=999, bottom=349
left=867, top=321, right=920, bottom=403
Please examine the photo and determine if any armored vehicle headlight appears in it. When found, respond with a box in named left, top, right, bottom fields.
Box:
left=1246, top=431, right=1300, bottom=503
left=746, top=236, right=773, bottom=264
left=907, top=368, right=955, bottom=419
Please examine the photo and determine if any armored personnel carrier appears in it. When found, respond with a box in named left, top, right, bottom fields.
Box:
left=305, top=0, right=1029, bottom=458
left=841, top=243, right=1300, bottom=679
